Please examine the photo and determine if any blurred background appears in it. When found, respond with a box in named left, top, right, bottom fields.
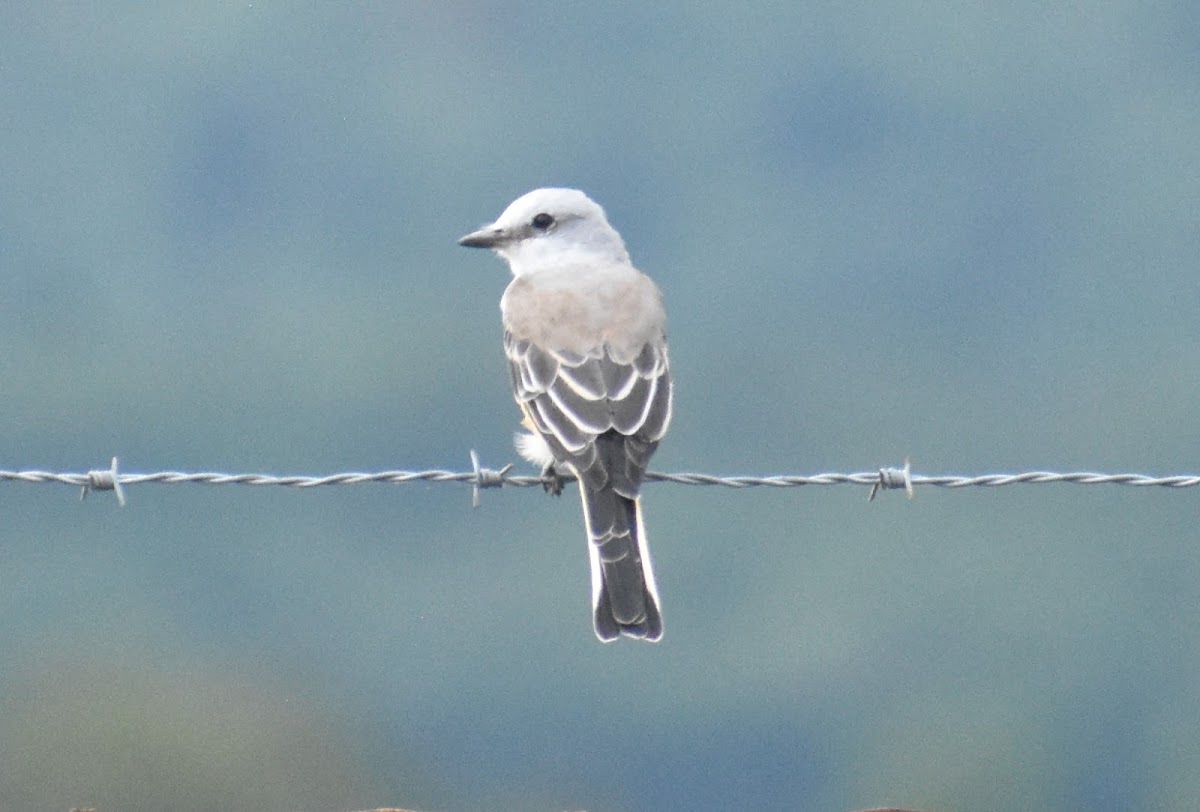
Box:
left=3, top=3, right=1199, bottom=810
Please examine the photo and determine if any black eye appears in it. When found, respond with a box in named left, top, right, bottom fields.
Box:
left=531, top=212, right=555, bottom=230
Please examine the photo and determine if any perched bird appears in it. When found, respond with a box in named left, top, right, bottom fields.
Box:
left=459, top=188, right=672, bottom=642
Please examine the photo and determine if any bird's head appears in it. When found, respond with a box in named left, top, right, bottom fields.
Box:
left=458, top=188, right=630, bottom=273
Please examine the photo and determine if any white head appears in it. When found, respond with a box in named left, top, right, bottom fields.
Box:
left=458, top=188, right=631, bottom=274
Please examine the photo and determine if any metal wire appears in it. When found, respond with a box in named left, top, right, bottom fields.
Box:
left=2, top=455, right=1198, bottom=507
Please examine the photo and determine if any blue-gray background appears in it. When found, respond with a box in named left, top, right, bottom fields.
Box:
left=3, top=4, right=1199, bottom=811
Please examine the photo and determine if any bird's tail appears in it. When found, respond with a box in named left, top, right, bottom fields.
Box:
left=579, top=486, right=663, bottom=642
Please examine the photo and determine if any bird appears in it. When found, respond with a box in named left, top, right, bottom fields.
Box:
left=458, top=188, right=672, bottom=642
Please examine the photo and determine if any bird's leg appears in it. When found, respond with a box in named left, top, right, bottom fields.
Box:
left=541, top=461, right=567, bottom=496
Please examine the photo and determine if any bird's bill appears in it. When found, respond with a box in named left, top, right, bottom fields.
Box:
left=457, top=226, right=505, bottom=248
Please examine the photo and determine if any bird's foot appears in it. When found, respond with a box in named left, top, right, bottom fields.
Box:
left=541, top=462, right=567, bottom=496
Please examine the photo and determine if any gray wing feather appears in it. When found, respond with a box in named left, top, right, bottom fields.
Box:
left=547, top=382, right=611, bottom=436
left=555, top=362, right=607, bottom=400
left=521, top=342, right=560, bottom=396
left=504, top=330, right=672, bottom=460
left=532, top=396, right=592, bottom=452
left=600, top=355, right=640, bottom=401
left=610, top=374, right=657, bottom=436
left=639, top=373, right=672, bottom=441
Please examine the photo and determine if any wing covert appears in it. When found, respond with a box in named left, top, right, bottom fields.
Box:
left=504, top=330, right=673, bottom=464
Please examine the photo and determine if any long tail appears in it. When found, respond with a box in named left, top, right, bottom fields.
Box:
left=578, top=485, right=663, bottom=642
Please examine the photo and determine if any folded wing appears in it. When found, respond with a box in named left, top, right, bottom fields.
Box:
left=504, top=334, right=672, bottom=492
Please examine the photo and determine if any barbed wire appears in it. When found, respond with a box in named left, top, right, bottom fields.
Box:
left=2, top=455, right=1198, bottom=508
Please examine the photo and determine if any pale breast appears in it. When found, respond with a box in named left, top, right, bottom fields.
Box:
left=501, top=264, right=667, bottom=362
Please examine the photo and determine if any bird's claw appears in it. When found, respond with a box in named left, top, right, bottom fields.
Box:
left=542, top=462, right=566, bottom=496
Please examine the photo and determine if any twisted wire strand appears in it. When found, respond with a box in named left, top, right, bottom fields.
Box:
left=2, top=456, right=1198, bottom=507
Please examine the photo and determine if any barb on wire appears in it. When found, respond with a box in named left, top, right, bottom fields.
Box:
left=469, top=449, right=513, bottom=508
left=3, top=454, right=1200, bottom=507
left=80, top=456, right=126, bottom=507
left=869, top=458, right=913, bottom=502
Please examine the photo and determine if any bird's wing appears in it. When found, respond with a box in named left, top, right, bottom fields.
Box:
left=504, top=331, right=671, bottom=493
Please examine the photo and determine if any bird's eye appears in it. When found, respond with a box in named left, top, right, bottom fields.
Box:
left=531, top=212, right=555, bottom=230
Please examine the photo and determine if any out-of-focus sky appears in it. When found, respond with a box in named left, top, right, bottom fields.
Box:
left=3, top=3, right=1199, bottom=810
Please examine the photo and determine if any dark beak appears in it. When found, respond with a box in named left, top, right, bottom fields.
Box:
left=457, top=226, right=504, bottom=249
